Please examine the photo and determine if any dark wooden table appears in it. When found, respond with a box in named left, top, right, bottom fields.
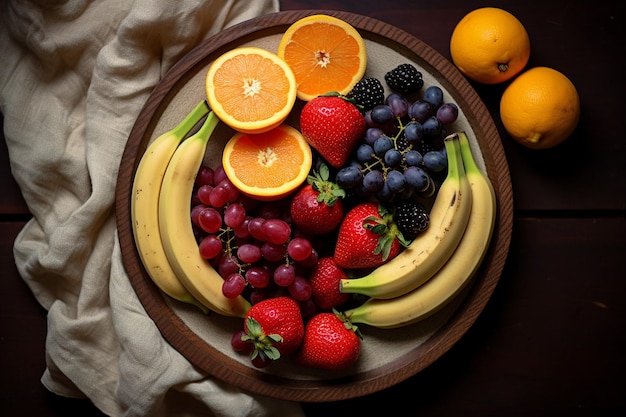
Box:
left=1, top=0, right=624, bottom=416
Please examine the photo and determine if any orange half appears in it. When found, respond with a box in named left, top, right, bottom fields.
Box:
left=222, top=124, right=313, bottom=201
left=277, top=14, right=367, bottom=101
left=206, top=47, right=297, bottom=134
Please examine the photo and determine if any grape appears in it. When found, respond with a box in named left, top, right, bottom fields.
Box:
left=224, top=202, right=246, bottom=228
left=299, top=298, right=317, bottom=319
left=191, top=204, right=207, bottom=228
left=370, top=104, right=394, bottom=125
left=245, top=266, right=270, bottom=288
left=196, top=184, right=214, bottom=206
left=404, top=149, right=423, bottom=166
left=260, top=218, right=291, bottom=245
left=436, top=102, right=459, bottom=124
left=218, top=178, right=240, bottom=203
left=408, top=100, right=433, bottom=122
left=195, top=166, right=215, bottom=188
left=213, top=165, right=228, bottom=185
left=404, top=166, right=431, bottom=191
left=232, top=216, right=252, bottom=239
left=423, top=85, right=444, bottom=110
left=403, top=120, right=423, bottom=145
left=336, top=165, right=363, bottom=189
left=376, top=182, right=395, bottom=202
left=198, top=235, right=223, bottom=260
left=287, top=237, right=313, bottom=262
left=386, top=169, right=407, bottom=193
left=274, top=264, right=296, bottom=287
left=222, top=273, right=246, bottom=298
left=198, top=207, right=223, bottom=233
left=261, top=241, right=285, bottom=262
left=356, top=143, right=375, bottom=163
left=364, top=127, right=384, bottom=145
left=288, top=276, right=312, bottom=301
left=230, top=329, right=252, bottom=354
left=255, top=202, right=282, bottom=220
left=385, top=92, right=409, bottom=119
left=299, top=248, right=319, bottom=267
left=384, top=148, right=403, bottom=167
left=247, top=217, right=266, bottom=241
left=362, top=170, right=385, bottom=192
left=237, top=243, right=262, bottom=264
left=373, top=136, right=393, bottom=156
left=209, top=183, right=230, bottom=208
left=422, top=116, right=443, bottom=138
left=423, top=150, right=447, bottom=172
left=218, top=254, right=240, bottom=278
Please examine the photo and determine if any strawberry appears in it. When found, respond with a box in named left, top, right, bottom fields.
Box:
left=242, top=296, right=304, bottom=365
left=309, top=257, right=351, bottom=310
left=294, top=311, right=362, bottom=370
left=290, top=163, right=345, bottom=235
left=299, top=92, right=366, bottom=168
left=334, top=202, right=409, bottom=269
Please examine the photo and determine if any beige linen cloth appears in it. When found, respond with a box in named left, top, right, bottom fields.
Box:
left=0, top=0, right=306, bottom=416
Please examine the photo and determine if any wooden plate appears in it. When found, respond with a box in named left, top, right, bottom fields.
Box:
left=115, top=10, right=513, bottom=402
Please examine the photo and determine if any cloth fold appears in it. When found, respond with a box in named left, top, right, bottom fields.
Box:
left=1, top=0, right=306, bottom=415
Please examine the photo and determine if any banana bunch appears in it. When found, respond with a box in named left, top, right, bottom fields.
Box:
left=343, top=132, right=497, bottom=328
left=131, top=100, right=250, bottom=318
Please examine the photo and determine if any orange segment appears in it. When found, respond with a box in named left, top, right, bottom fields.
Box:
left=206, top=47, right=297, bottom=134
left=277, top=14, right=367, bottom=101
left=222, top=124, right=313, bottom=201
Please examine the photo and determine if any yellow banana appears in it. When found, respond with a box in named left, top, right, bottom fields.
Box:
left=344, top=131, right=496, bottom=328
left=158, top=110, right=251, bottom=318
left=131, top=100, right=209, bottom=313
left=339, top=132, right=472, bottom=299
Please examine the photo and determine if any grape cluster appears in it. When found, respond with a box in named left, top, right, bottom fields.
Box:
left=191, top=165, right=322, bottom=316
left=338, top=68, right=459, bottom=204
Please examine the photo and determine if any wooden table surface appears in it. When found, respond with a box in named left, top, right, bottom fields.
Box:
left=1, top=0, right=624, bottom=416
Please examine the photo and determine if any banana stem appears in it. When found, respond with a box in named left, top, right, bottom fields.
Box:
left=443, top=132, right=463, bottom=179
left=457, top=131, right=480, bottom=175
left=169, top=100, right=211, bottom=139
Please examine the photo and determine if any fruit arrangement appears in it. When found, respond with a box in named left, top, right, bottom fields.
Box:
left=130, top=14, right=497, bottom=372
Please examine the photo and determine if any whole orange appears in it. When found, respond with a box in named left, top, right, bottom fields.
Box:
left=450, top=7, right=530, bottom=84
left=500, top=67, right=580, bottom=149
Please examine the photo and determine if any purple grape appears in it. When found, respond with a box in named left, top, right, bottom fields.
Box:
left=408, top=100, right=433, bottom=122
left=385, top=92, right=409, bottom=119
left=436, top=102, right=459, bottom=124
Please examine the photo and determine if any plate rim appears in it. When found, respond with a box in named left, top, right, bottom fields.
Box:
left=115, top=9, right=513, bottom=402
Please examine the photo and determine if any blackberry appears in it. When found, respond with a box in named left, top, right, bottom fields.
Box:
left=347, top=77, right=385, bottom=111
left=394, top=201, right=429, bottom=241
left=384, top=63, right=424, bottom=94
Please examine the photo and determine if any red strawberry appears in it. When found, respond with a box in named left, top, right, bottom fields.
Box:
left=290, top=163, right=345, bottom=235
left=309, top=257, right=351, bottom=310
left=243, top=296, right=304, bottom=365
left=294, top=311, right=362, bottom=370
left=299, top=93, right=366, bottom=168
left=334, top=202, right=408, bottom=269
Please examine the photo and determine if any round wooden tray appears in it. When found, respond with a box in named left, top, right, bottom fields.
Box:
left=115, top=10, right=513, bottom=402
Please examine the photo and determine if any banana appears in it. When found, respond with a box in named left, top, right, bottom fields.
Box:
left=131, top=100, right=209, bottom=313
left=158, top=110, right=251, bottom=318
left=339, top=132, right=473, bottom=299
left=343, top=131, right=497, bottom=328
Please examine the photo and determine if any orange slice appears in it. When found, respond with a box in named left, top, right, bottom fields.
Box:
left=206, top=47, right=297, bottom=134
left=222, top=124, right=313, bottom=201
left=277, top=14, right=367, bottom=101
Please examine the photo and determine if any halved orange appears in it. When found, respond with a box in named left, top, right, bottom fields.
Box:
left=222, top=124, right=313, bottom=201
left=277, top=14, right=367, bottom=101
left=206, top=47, right=297, bottom=134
